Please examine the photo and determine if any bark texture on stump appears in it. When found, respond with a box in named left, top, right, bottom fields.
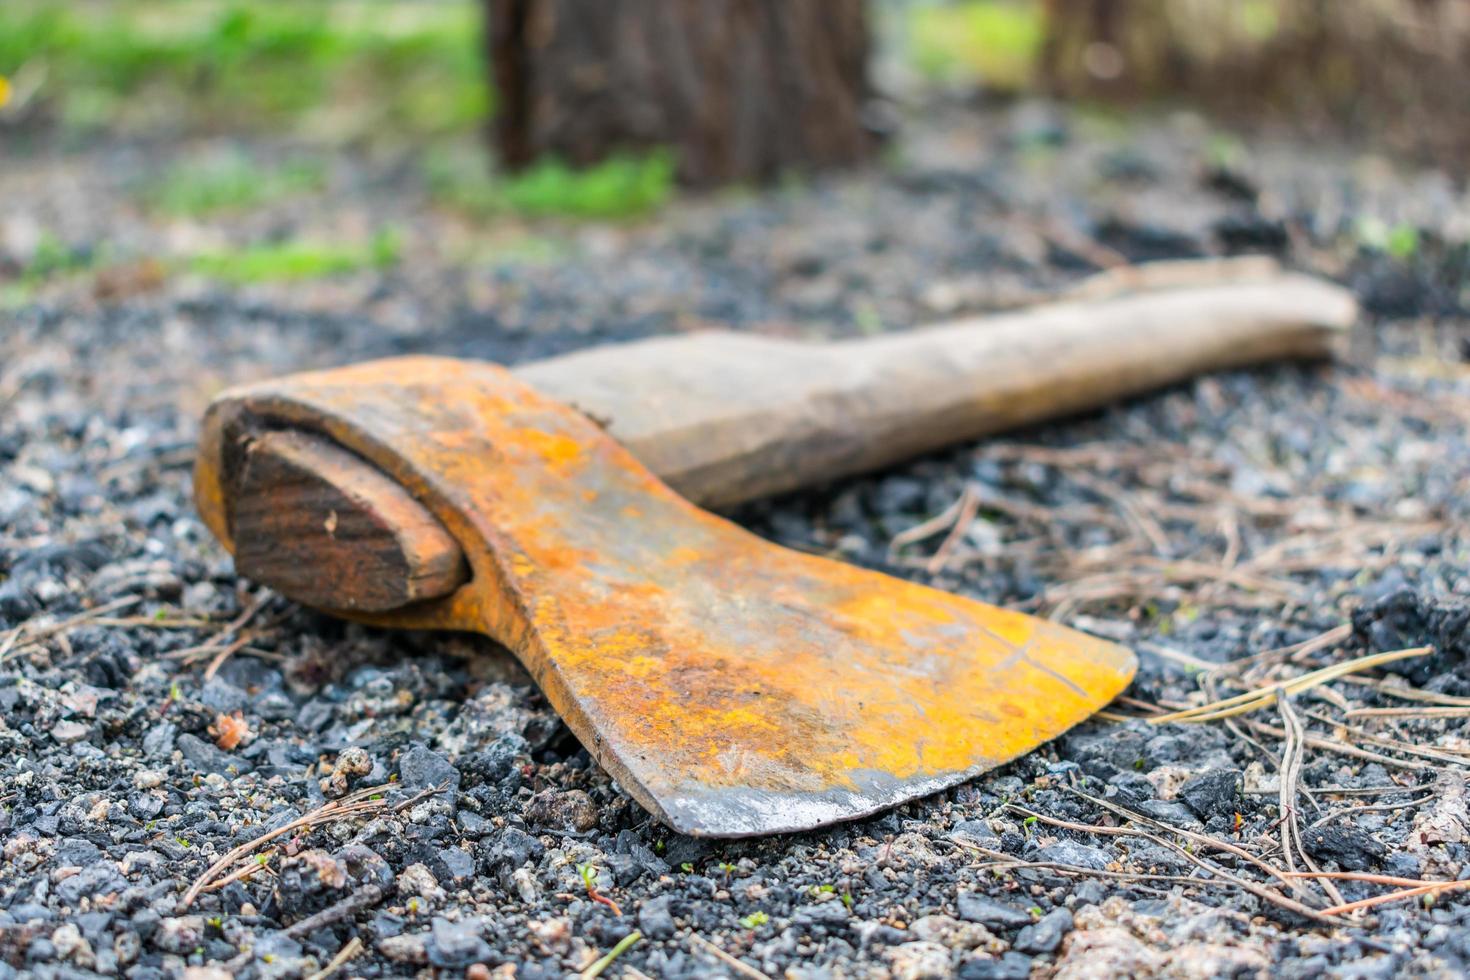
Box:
left=486, top=0, right=876, bottom=187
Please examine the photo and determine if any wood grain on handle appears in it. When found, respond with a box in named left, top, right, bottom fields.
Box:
left=523, top=271, right=1354, bottom=508
left=222, top=265, right=1356, bottom=611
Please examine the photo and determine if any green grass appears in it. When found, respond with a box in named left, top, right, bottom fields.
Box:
left=0, top=1, right=487, bottom=138
left=2, top=227, right=402, bottom=306
left=910, top=0, right=1045, bottom=91
left=0, top=233, right=97, bottom=307
left=1355, top=217, right=1420, bottom=260
left=426, top=144, right=676, bottom=220
left=143, top=151, right=326, bottom=216
left=186, top=228, right=401, bottom=283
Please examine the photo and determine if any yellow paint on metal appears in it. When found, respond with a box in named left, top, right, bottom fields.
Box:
left=195, top=356, right=1136, bottom=836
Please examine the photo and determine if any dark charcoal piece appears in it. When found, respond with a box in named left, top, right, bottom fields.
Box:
left=1351, top=589, right=1470, bottom=686
left=1094, top=217, right=1206, bottom=263
left=1302, top=824, right=1386, bottom=872
left=1179, top=769, right=1242, bottom=821
left=1213, top=213, right=1289, bottom=253
left=1202, top=166, right=1259, bottom=203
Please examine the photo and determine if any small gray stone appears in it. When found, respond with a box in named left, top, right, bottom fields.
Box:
left=956, top=893, right=1032, bottom=929
left=485, top=827, right=543, bottom=871
left=53, top=838, right=103, bottom=868
left=1137, top=799, right=1200, bottom=826
left=1013, top=908, right=1072, bottom=954
left=1071, top=880, right=1106, bottom=907
left=1385, top=852, right=1421, bottom=879
left=154, top=916, right=205, bottom=954
left=399, top=744, right=460, bottom=792
left=252, top=933, right=309, bottom=980
left=638, top=896, right=676, bottom=939
left=112, top=930, right=140, bottom=966
left=142, top=722, right=177, bottom=760
left=379, top=931, right=429, bottom=965
left=793, top=902, right=850, bottom=928
left=458, top=811, right=491, bottom=837
left=128, top=791, right=165, bottom=820
left=524, top=789, right=596, bottom=832
left=436, top=846, right=475, bottom=883
left=57, top=865, right=127, bottom=905
left=427, top=917, right=490, bottom=968
left=177, top=733, right=251, bottom=776
left=1034, top=840, right=1111, bottom=871
left=959, top=951, right=1034, bottom=979
left=614, top=829, right=668, bottom=879
left=51, top=720, right=90, bottom=744
left=296, top=699, right=336, bottom=733
left=199, top=676, right=245, bottom=713
left=256, top=691, right=295, bottom=722
left=949, top=820, right=1002, bottom=848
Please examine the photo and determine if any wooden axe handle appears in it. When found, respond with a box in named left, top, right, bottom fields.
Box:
left=222, top=262, right=1356, bottom=612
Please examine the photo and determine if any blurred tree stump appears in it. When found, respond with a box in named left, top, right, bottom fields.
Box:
left=485, top=0, right=876, bottom=187
left=1039, top=0, right=1470, bottom=169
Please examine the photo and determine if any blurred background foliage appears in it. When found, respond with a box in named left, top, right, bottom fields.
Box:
left=4, top=1, right=1466, bottom=168
left=0, top=0, right=487, bottom=138
left=1, top=0, right=1465, bottom=237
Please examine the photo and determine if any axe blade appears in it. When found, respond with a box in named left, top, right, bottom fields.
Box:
left=196, top=356, right=1136, bottom=837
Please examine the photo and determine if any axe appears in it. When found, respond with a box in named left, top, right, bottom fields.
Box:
left=194, top=259, right=1355, bottom=837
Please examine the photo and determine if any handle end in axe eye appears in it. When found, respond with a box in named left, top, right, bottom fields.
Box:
left=229, top=431, right=468, bottom=612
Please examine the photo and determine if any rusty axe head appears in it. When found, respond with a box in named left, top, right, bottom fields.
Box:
left=195, top=356, right=1135, bottom=837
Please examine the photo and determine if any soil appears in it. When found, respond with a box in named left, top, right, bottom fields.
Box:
left=2, top=102, right=1469, bottom=979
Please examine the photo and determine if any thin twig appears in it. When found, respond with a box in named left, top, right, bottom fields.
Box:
left=947, top=837, right=1260, bottom=891
left=1245, top=719, right=1440, bottom=773
left=689, top=934, right=771, bottom=980
left=0, top=596, right=141, bottom=661
left=203, top=632, right=256, bottom=681
left=1009, top=801, right=1340, bottom=926
left=303, top=936, right=363, bottom=980
left=201, top=850, right=278, bottom=892
left=165, top=592, right=272, bottom=667
left=1346, top=676, right=1470, bottom=707
left=1320, top=880, right=1470, bottom=917
left=1148, top=647, right=1432, bottom=724
left=927, top=483, right=982, bottom=574
left=1064, top=788, right=1302, bottom=894
left=1307, top=793, right=1434, bottom=830
left=889, top=489, right=966, bottom=556
left=1069, top=471, right=1172, bottom=556
left=1285, top=871, right=1446, bottom=887
left=1278, top=693, right=1344, bottom=906
left=581, top=931, right=641, bottom=979
left=1299, top=707, right=1470, bottom=768
left=1276, top=691, right=1305, bottom=881
left=285, top=885, right=386, bottom=939
left=179, top=783, right=436, bottom=910
left=1346, top=706, right=1470, bottom=719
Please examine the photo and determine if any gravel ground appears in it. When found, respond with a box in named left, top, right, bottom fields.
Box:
left=2, top=103, right=1470, bottom=979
